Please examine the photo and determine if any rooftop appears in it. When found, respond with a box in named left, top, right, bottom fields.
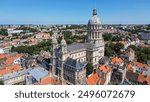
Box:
left=36, top=76, right=60, bottom=85
left=67, top=43, right=86, bottom=52
left=126, top=71, right=139, bottom=82
left=137, top=74, right=146, bottom=83
left=29, top=67, right=49, bottom=82
left=128, top=64, right=134, bottom=71
left=99, top=64, right=112, bottom=73
left=111, top=57, right=124, bottom=65
left=146, top=76, right=150, bottom=85
left=64, top=58, right=85, bottom=71
left=86, top=73, right=99, bottom=85
left=88, top=8, right=101, bottom=25
left=133, top=61, right=148, bottom=69
left=3, top=68, right=32, bottom=81
left=98, top=78, right=106, bottom=85
left=0, top=64, right=21, bottom=76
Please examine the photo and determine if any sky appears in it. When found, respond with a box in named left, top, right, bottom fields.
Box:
left=0, top=0, right=150, bottom=24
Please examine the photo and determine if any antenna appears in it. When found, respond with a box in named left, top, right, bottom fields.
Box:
left=94, top=0, right=96, bottom=9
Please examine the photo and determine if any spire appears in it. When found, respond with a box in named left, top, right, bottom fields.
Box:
left=62, top=34, right=65, bottom=40
left=52, top=37, right=58, bottom=44
left=61, top=34, right=67, bottom=45
left=52, top=33, right=58, bottom=44
left=93, top=8, right=97, bottom=16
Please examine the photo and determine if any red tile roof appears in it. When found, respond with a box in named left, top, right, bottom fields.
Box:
left=40, top=76, right=55, bottom=85
left=15, top=54, right=22, bottom=59
left=99, top=64, right=112, bottom=73
left=2, top=43, right=11, bottom=47
left=119, top=41, right=128, bottom=45
left=35, top=76, right=60, bottom=85
left=0, top=54, right=8, bottom=59
left=4, top=57, right=14, bottom=65
left=137, top=74, right=146, bottom=83
left=128, top=64, right=134, bottom=71
left=0, top=64, right=21, bottom=76
left=133, top=61, right=148, bottom=69
left=86, top=73, right=99, bottom=85
left=146, top=76, right=150, bottom=85
left=111, top=57, right=123, bottom=65
left=98, top=78, right=106, bottom=85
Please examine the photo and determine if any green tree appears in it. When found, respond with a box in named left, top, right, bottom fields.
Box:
left=15, top=26, right=38, bottom=33
left=129, top=45, right=150, bottom=63
left=86, top=63, right=93, bottom=76
left=138, top=53, right=147, bottom=63
left=0, top=80, right=4, bottom=85
left=103, top=34, right=112, bottom=41
left=114, top=43, right=124, bottom=53
left=0, top=29, right=8, bottom=36
left=112, top=35, right=122, bottom=41
left=11, top=40, right=52, bottom=55
left=128, top=45, right=138, bottom=51
left=105, top=46, right=115, bottom=57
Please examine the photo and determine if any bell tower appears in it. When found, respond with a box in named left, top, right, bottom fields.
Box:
left=51, top=34, right=58, bottom=76
left=60, top=36, right=67, bottom=84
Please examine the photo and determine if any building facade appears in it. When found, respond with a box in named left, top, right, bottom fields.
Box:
left=50, top=8, right=105, bottom=85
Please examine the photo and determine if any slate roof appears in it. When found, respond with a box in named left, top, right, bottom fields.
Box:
left=146, top=67, right=150, bottom=76
left=29, top=67, right=49, bottom=81
left=64, top=58, right=85, bottom=71
left=99, top=56, right=109, bottom=64
left=66, top=41, right=105, bottom=53
left=141, top=33, right=150, bottom=40
left=3, top=68, right=32, bottom=81
left=67, top=43, right=87, bottom=52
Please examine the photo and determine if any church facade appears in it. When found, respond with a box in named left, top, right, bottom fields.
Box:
left=50, top=8, right=105, bottom=85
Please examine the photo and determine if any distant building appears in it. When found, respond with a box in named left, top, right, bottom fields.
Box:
left=0, top=47, right=11, bottom=54
left=139, top=33, right=150, bottom=40
left=2, top=68, right=32, bottom=85
left=26, top=67, right=49, bottom=85
left=110, top=57, right=127, bottom=84
left=120, top=48, right=135, bottom=62
left=127, top=61, right=150, bottom=85
left=0, top=47, right=5, bottom=54
left=98, top=64, right=112, bottom=85
left=7, top=29, right=23, bottom=36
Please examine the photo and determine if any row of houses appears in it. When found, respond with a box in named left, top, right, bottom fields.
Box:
left=86, top=47, right=150, bottom=85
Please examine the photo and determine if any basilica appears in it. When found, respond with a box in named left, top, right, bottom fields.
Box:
left=50, top=8, right=105, bottom=84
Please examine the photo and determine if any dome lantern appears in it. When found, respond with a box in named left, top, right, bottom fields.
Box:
left=93, top=8, right=97, bottom=16
left=88, top=8, right=101, bottom=25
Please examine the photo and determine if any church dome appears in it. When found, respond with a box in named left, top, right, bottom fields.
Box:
left=88, top=16, right=100, bottom=24
left=88, top=8, right=101, bottom=25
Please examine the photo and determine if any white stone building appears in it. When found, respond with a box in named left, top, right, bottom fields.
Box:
left=50, top=8, right=105, bottom=84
